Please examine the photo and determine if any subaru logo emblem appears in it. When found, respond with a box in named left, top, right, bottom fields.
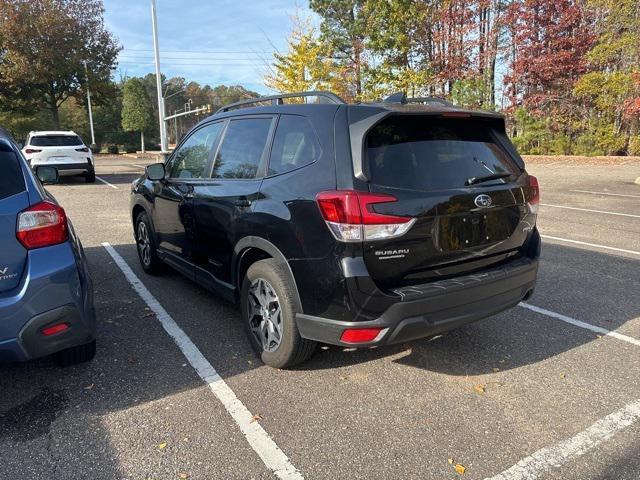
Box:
left=474, top=194, right=492, bottom=208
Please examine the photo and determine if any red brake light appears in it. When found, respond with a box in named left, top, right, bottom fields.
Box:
left=316, top=190, right=411, bottom=224
left=528, top=175, right=540, bottom=205
left=316, top=190, right=362, bottom=224
left=442, top=112, right=471, bottom=118
left=24, top=148, right=42, bottom=154
left=16, top=201, right=68, bottom=249
left=316, top=190, right=415, bottom=242
left=41, top=323, right=70, bottom=336
left=525, top=175, right=540, bottom=214
left=340, top=328, right=384, bottom=343
left=75, top=147, right=90, bottom=152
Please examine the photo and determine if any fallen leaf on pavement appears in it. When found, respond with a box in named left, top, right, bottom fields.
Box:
left=158, top=442, right=167, bottom=450
left=454, top=463, right=466, bottom=474
left=83, top=384, right=94, bottom=390
left=448, top=458, right=454, bottom=464
left=474, top=384, right=485, bottom=394
left=178, top=473, right=189, bottom=479
left=560, top=373, right=566, bottom=379
left=250, top=413, right=263, bottom=424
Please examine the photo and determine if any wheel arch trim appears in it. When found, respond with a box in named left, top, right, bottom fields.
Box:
left=233, top=236, right=303, bottom=312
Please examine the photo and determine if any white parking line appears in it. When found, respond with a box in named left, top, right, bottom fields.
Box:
left=541, top=234, right=640, bottom=257
left=486, top=398, right=640, bottom=480
left=102, top=242, right=303, bottom=480
left=131, top=164, right=147, bottom=169
left=569, top=189, right=640, bottom=199
left=540, top=203, right=640, bottom=219
left=519, top=302, right=640, bottom=348
left=96, top=176, right=119, bottom=189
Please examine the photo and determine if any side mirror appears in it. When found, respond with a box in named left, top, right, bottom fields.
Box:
left=36, top=166, right=59, bottom=184
left=146, top=163, right=166, bottom=181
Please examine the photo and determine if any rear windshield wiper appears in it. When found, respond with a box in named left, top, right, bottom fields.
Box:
left=465, top=172, right=513, bottom=186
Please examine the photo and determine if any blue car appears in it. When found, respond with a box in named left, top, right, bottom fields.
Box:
left=0, top=128, right=96, bottom=365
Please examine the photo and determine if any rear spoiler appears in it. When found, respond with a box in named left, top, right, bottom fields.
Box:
left=347, top=107, right=508, bottom=181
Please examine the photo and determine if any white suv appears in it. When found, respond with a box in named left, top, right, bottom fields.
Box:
left=22, top=131, right=95, bottom=183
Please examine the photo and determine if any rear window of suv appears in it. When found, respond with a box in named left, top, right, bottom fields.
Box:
left=30, top=135, right=83, bottom=147
left=0, top=147, right=25, bottom=200
left=366, top=116, right=521, bottom=191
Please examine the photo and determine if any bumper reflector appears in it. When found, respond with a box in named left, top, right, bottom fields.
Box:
left=41, top=323, right=70, bottom=336
left=340, top=328, right=384, bottom=344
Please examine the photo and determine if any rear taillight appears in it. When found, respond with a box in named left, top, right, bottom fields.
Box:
left=16, top=201, right=68, bottom=249
left=24, top=148, right=42, bottom=154
left=75, top=147, right=90, bottom=152
left=316, top=190, right=416, bottom=242
left=526, top=175, right=540, bottom=214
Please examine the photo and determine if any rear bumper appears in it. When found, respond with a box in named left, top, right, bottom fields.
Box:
left=0, top=304, right=96, bottom=362
left=31, top=161, right=93, bottom=176
left=296, top=256, right=538, bottom=347
left=0, top=242, right=95, bottom=362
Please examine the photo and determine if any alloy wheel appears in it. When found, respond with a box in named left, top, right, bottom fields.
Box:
left=247, top=278, right=283, bottom=352
left=137, top=221, right=151, bottom=267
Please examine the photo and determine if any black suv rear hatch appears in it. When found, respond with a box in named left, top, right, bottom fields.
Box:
left=359, top=113, right=530, bottom=288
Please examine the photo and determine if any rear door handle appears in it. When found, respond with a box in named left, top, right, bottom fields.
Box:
left=235, top=199, right=252, bottom=208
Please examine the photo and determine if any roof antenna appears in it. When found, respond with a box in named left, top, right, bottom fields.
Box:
left=383, top=92, right=407, bottom=104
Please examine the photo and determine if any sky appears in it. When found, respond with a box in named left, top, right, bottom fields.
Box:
left=103, top=0, right=315, bottom=94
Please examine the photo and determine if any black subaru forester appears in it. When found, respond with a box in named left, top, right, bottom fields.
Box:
left=131, top=91, right=540, bottom=368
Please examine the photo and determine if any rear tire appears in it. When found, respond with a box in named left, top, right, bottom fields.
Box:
left=135, top=211, right=165, bottom=274
left=85, top=170, right=96, bottom=183
left=53, top=340, right=96, bottom=367
left=241, top=259, right=316, bottom=368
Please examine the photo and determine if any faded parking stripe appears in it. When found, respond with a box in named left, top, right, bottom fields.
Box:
left=541, top=235, right=640, bottom=258
left=540, top=203, right=640, bottom=219
left=519, top=302, right=640, bottom=348
left=102, top=242, right=304, bottom=480
left=96, top=176, right=119, bottom=189
left=486, top=399, right=640, bottom=480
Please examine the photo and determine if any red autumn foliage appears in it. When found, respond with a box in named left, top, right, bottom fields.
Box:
left=504, top=0, right=596, bottom=115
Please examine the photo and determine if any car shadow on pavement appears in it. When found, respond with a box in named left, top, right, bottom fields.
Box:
left=1, top=241, right=637, bottom=476
left=0, top=245, right=226, bottom=479
left=54, top=172, right=142, bottom=187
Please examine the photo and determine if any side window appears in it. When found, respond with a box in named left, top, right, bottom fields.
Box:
left=0, top=148, right=25, bottom=200
left=213, top=118, right=272, bottom=179
left=169, top=122, right=222, bottom=179
left=268, top=115, right=321, bottom=176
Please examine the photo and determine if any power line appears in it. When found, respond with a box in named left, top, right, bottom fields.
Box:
left=122, top=48, right=276, bottom=54
left=119, top=56, right=270, bottom=61
left=118, top=61, right=266, bottom=66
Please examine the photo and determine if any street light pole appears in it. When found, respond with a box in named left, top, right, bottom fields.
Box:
left=151, top=0, right=168, bottom=153
left=83, top=61, right=96, bottom=146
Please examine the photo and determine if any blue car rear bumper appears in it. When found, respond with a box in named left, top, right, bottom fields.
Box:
left=0, top=241, right=95, bottom=362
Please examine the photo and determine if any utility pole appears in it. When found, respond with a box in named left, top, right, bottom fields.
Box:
left=151, top=0, right=168, bottom=153
left=83, top=61, right=96, bottom=146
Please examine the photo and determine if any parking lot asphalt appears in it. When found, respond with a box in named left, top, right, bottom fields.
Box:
left=1, top=156, right=639, bottom=480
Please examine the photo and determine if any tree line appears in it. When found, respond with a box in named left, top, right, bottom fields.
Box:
left=267, top=0, right=640, bottom=156
left=1, top=0, right=637, bottom=155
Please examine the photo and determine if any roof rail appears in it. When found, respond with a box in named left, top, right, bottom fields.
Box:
left=381, top=92, right=455, bottom=107
left=216, top=91, right=346, bottom=114
left=407, top=96, right=454, bottom=107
